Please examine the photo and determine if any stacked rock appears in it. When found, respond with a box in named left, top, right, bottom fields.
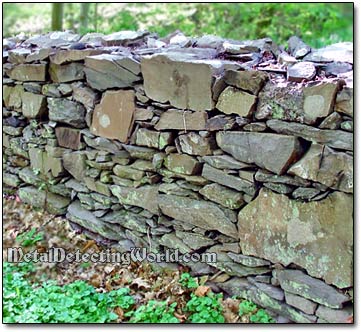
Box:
left=3, top=30, right=353, bottom=323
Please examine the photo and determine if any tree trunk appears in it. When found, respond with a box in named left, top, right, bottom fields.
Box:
left=51, top=3, right=64, bottom=31
left=79, top=3, right=91, bottom=31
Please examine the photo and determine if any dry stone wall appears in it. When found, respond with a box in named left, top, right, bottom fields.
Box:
left=3, top=31, right=353, bottom=323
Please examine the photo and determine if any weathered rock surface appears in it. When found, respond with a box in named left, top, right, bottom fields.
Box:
left=178, top=132, right=215, bottom=156
left=287, top=62, right=316, bottom=82
left=135, top=128, right=173, bottom=150
left=55, top=127, right=82, bottom=150
left=49, top=62, right=84, bottom=83
left=267, top=119, right=353, bottom=151
left=274, top=269, right=350, bottom=309
left=202, top=164, right=257, bottom=196
left=84, top=54, right=140, bottom=90
left=159, top=194, right=238, bottom=238
left=142, top=53, right=223, bottom=111
left=164, top=153, right=202, bottom=175
left=110, top=185, right=159, bottom=215
left=224, top=69, right=268, bottom=95
left=315, top=305, right=353, bottom=323
left=91, top=90, right=135, bottom=143
left=48, top=98, right=86, bottom=128
left=288, top=143, right=353, bottom=193
left=62, top=152, right=87, bottom=181
left=303, top=42, right=353, bottom=64
left=199, top=183, right=244, bottom=209
left=216, top=87, right=256, bottom=117
left=155, top=109, right=208, bottom=131
left=238, top=189, right=353, bottom=288
left=21, top=92, right=47, bottom=118
left=9, top=64, right=47, bottom=81
left=202, top=155, right=251, bottom=170
left=285, top=292, right=318, bottom=315
left=50, top=49, right=107, bottom=65
left=216, top=131, right=303, bottom=174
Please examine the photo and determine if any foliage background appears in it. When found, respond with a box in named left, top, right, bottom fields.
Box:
left=3, top=3, right=353, bottom=47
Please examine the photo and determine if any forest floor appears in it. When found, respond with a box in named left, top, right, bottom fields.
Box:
left=2, top=195, right=274, bottom=323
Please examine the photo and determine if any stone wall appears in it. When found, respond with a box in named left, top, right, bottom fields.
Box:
left=3, top=31, right=353, bottom=323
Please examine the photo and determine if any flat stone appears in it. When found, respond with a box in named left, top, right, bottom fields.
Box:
left=274, top=269, right=350, bottom=309
left=19, top=186, right=70, bottom=215
left=91, top=90, right=135, bottom=143
left=83, top=135, right=123, bottom=153
left=84, top=54, right=140, bottom=90
left=335, top=87, right=353, bottom=117
left=159, top=233, right=191, bottom=254
left=164, top=153, right=202, bottom=175
left=50, top=49, right=107, bottom=65
left=65, top=178, right=89, bottom=193
left=238, top=189, right=353, bottom=288
left=142, top=53, right=224, bottom=111
left=8, top=48, right=31, bottom=64
left=25, top=48, right=52, bottom=62
left=135, top=128, right=173, bottom=150
left=86, top=160, right=114, bottom=170
left=263, top=182, right=294, bottom=194
left=224, top=70, right=268, bottom=95
left=288, top=36, right=311, bottom=58
left=158, top=194, right=238, bottom=238
left=9, top=64, right=47, bottom=82
left=41, top=84, right=62, bottom=97
left=288, top=143, right=353, bottom=193
left=25, top=31, right=80, bottom=48
left=122, top=144, right=156, bottom=161
left=243, top=122, right=267, bottom=132
left=217, top=277, right=251, bottom=297
left=3, top=173, right=21, bottom=187
left=291, top=187, right=321, bottom=200
left=252, top=282, right=285, bottom=301
left=202, top=164, right=257, bottom=195
left=287, top=62, right=316, bottom=82
left=155, top=109, right=208, bottom=131
left=49, top=62, right=84, bottom=83
left=7, top=85, right=24, bottom=110
left=303, top=42, right=353, bottom=64
left=134, top=107, right=153, bottom=121
left=267, top=119, right=353, bottom=151
left=315, top=305, right=353, bottom=323
left=48, top=98, right=86, bottom=128
left=202, top=155, right=251, bottom=170
left=178, top=132, right=215, bottom=156
left=285, top=292, right=318, bottom=315
left=341, top=120, right=353, bottom=132
left=175, top=230, right=215, bottom=250
left=303, top=82, right=338, bottom=123
left=62, top=151, right=87, bottom=181
left=216, top=86, right=256, bottom=117
left=21, top=92, right=47, bottom=118
left=319, top=112, right=343, bottom=129
left=102, top=30, right=149, bottom=46
left=206, top=115, right=236, bottom=131
left=55, top=127, right=82, bottom=150
left=199, top=183, right=244, bottom=209
left=113, top=165, right=144, bottom=180
left=227, top=253, right=271, bottom=267
left=325, top=61, right=353, bottom=76
left=110, top=185, right=159, bottom=215
left=67, top=200, right=121, bottom=240
left=216, top=131, right=303, bottom=175
left=71, top=82, right=99, bottom=110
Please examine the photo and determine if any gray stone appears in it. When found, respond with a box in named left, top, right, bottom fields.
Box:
left=67, top=200, right=122, bottom=240
left=288, top=143, right=353, bottom=193
left=25, top=31, right=80, bottom=48
left=243, top=122, right=267, bottom=132
left=263, top=182, right=294, bottom=194
left=136, top=128, right=173, bottom=149
left=25, top=48, right=52, bottom=62
left=3, top=173, right=21, bottom=187
left=291, top=187, right=321, bottom=200
left=285, top=292, right=318, bottom=315
left=315, top=305, right=353, bottom=323
left=288, top=36, right=311, bottom=58
left=202, top=155, right=251, bottom=170
left=216, top=131, right=303, bottom=175
left=206, top=115, right=236, bottom=131
left=224, top=70, right=268, bottom=95
left=175, top=230, right=215, bottom=250
left=71, top=82, right=99, bottom=110
left=62, top=151, right=87, bottom=181
left=155, top=109, right=208, bottom=131
left=341, top=120, right=353, bottom=132
left=158, top=194, right=238, bottom=238
left=287, top=62, right=316, bottom=82
left=274, top=269, right=350, bottom=309
left=217, top=277, right=251, bottom=297
left=102, top=30, right=149, bottom=46
left=325, top=61, right=353, bottom=76
left=8, top=48, right=31, bottom=64
left=164, top=153, right=202, bottom=175
left=227, top=253, right=271, bottom=267
left=55, top=127, right=82, bottom=150
left=238, top=189, right=353, bottom=288
left=303, top=42, right=353, bottom=64
left=50, top=49, right=107, bottom=65
left=9, top=64, right=47, bottom=82
left=178, top=132, right=215, bottom=156
left=267, top=119, right=353, bottom=151
left=113, top=165, right=144, bottom=180
left=335, top=87, right=353, bottom=117
left=202, top=164, right=257, bottom=195
left=84, top=54, right=140, bottom=90
left=83, top=135, right=123, bottom=153
left=19, top=186, right=70, bottom=215
left=159, top=233, right=191, bottom=254
left=122, top=144, right=156, bottom=161
left=49, top=62, right=84, bottom=83
left=252, top=282, right=285, bottom=301
left=41, top=84, right=62, bottom=97
left=199, top=183, right=244, bottom=209
left=216, top=86, right=256, bottom=117
left=319, top=112, right=343, bottom=129
left=141, top=53, right=224, bottom=111
left=48, top=98, right=86, bottom=128
left=110, top=185, right=159, bottom=215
